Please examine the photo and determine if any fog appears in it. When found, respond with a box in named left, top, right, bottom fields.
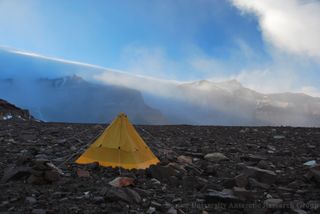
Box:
left=1, top=47, right=320, bottom=126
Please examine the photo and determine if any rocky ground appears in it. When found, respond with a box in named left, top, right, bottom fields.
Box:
left=0, top=121, right=320, bottom=214
left=0, top=99, right=35, bottom=121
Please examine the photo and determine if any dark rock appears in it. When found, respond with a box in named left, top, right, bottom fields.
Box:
left=148, top=164, right=179, bottom=182
left=223, top=178, right=235, bottom=188
left=106, top=187, right=141, bottom=204
left=31, top=169, right=44, bottom=177
left=93, top=196, right=105, bottom=204
left=290, top=208, right=308, bottom=214
left=233, top=187, right=258, bottom=200
left=206, top=189, right=242, bottom=203
left=240, top=154, right=267, bottom=162
left=134, top=188, right=153, bottom=197
left=172, top=198, right=182, bottom=204
left=310, top=168, right=320, bottom=183
left=125, top=188, right=141, bottom=204
left=243, top=166, right=277, bottom=185
left=234, top=174, right=248, bottom=188
left=32, top=160, right=50, bottom=170
left=257, top=160, right=271, bottom=169
left=44, top=170, right=60, bottom=183
left=31, top=209, right=46, bottom=214
left=150, top=201, right=162, bottom=209
left=147, top=207, right=156, bottom=214
left=182, top=176, right=206, bottom=190
left=1, top=165, right=32, bottom=183
left=25, top=197, right=37, bottom=204
left=248, top=178, right=270, bottom=189
left=99, top=187, right=108, bottom=196
left=205, top=165, right=218, bottom=176
left=27, top=175, right=46, bottom=185
left=166, top=207, right=177, bottom=214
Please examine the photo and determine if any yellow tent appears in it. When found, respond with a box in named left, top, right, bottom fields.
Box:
left=76, top=113, right=160, bottom=169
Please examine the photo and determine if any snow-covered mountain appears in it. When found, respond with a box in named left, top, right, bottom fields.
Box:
left=0, top=47, right=319, bottom=126
left=171, top=79, right=320, bottom=126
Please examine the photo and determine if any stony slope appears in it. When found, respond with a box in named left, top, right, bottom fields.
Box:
left=0, top=99, right=35, bottom=121
left=0, top=121, right=319, bottom=213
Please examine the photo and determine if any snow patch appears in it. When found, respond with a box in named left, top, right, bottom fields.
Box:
left=2, top=114, right=13, bottom=120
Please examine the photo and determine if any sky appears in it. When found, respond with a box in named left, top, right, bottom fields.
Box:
left=0, top=0, right=319, bottom=97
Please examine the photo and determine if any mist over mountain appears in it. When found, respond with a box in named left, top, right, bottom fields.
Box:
left=0, top=75, right=166, bottom=124
left=0, top=48, right=319, bottom=126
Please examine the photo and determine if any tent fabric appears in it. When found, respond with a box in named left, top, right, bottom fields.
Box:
left=76, top=113, right=160, bottom=169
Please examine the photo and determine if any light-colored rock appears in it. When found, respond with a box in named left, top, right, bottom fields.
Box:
left=177, top=155, right=192, bottom=165
left=109, top=177, right=134, bottom=187
left=204, top=153, right=228, bottom=162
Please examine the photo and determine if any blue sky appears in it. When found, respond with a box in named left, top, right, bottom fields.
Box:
left=0, top=0, right=319, bottom=96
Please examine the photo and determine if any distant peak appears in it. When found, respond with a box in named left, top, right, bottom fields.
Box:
left=37, top=74, right=85, bottom=88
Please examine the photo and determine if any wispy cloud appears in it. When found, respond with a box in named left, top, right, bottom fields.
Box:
left=8, top=48, right=106, bottom=70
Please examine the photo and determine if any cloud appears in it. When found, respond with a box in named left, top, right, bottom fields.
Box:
left=119, top=45, right=187, bottom=80
left=234, top=68, right=298, bottom=93
left=7, top=48, right=106, bottom=70
left=231, top=0, right=320, bottom=60
left=112, top=42, right=320, bottom=97
left=299, top=86, right=320, bottom=97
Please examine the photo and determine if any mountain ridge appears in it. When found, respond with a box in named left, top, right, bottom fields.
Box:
left=0, top=47, right=319, bottom=126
